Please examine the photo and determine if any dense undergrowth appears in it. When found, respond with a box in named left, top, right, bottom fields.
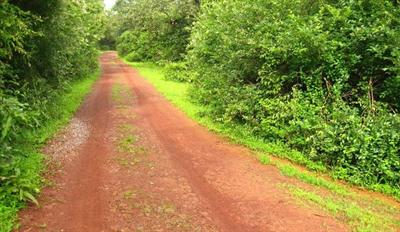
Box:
left=186, top=0, right=400, bottom=195
left=115, top=0, right=400, bottom=198
left=0, top=73, right=99, bottom=231
left=0, top=0, right=104, bottom=230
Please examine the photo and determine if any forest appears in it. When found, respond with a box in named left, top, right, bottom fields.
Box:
left=1, top=0, right=400, bottom=231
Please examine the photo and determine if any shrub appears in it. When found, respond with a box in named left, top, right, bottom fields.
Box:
left=0, top=1, right=104, bottom=230
left=164, top=62, right=193, bottom=82
left=113, top=0, right=198, bottom=62
left=187, top=0, right=400, bottom=190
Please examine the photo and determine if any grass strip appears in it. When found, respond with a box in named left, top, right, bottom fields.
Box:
left=288, top=185, right=400, bottom=232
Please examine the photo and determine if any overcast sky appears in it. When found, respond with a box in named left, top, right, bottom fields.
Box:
left=104, top=0, right=116, bottom=9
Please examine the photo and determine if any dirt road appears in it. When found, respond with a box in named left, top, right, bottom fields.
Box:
left=18, top=52, right=347, bottom=231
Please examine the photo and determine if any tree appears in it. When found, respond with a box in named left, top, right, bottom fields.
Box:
left=113, top=0, right=198, bottom=61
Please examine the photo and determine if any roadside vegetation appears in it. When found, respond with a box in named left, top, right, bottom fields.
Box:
left=109, top=0, right=199, bottom=61
left=0, top=0, right=104, bottom=230
left=2, top=0, right=399, bottom=230
left=125, top=61, right=400, bottom=232
left=113, top=0, right=400, bottom=200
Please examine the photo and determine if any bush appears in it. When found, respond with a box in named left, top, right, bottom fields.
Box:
left=0, top=1, right=104, bottom=230
left=187, top=0, right=400, bottom=191
left=164, top=62, right=193, bottom=82
left=125, top=51, right=142, bottom=62
left=117, top=30, right=156, bottom=60
left=113, top=0, right=198, bottom=62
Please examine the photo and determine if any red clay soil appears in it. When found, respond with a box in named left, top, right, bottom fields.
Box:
left=18, top=52, right=348, bottom=232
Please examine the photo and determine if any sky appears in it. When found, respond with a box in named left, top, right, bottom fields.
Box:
left=104, top=0, right=116, bottom=10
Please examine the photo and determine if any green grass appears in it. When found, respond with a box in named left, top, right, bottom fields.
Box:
left=117, top=135, right=139, bottom=154
left=129, top=63, right=196, bottom=116
left=277, top=163, right=353, bottom=197
left=258, top=154, right=272, bottom=165
left=111, top=78, right=135, bottom=110
left=118, top=124, right=136, bottom=135
left=277, top=164, right=400, bottom=231
left=0, top=72, right=99, bottom=232
left=123, top=60, right=400, bottom=232
left=288, top=186, right=400, bottom=232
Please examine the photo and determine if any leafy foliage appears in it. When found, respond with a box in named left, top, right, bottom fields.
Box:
left=187, top=0, right=400, bottom=191
left=99, top=10, right=118, bottom=50
left=113, top=0, right=198, bottom=61
left=164, top=62, right=193, bottom=82
left=0, top=0, right=104, bottom=230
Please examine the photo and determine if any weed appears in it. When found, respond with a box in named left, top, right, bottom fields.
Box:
left=141, top=202, right=153, bottom=217
left=258, top=154, right=271, bottom=165
left=114, top=155, right=141, bottom=168
left=111, top=80, right=135, bottom=109
left=116, top=123, right=147, bottom=156
left=166, top=214, right=193, bottom=231
left=114, top=122, right=148, bottom=168
left=118, top=124, right=136, bottom=135
left=117, top=186, right=195, bottom=231
left=274, top=161, right=400, bottom=232
left=117, top=135, right=138, bottom=153
left=156, top=201, right=176, bottom=215
left=277, top=164, right=352, bottom=197
left=123, top=190, right=137, bottom=200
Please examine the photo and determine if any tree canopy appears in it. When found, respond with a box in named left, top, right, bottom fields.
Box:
left=112, top=0, right=199, bottom=61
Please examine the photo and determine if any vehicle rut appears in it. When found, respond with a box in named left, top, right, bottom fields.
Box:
left=18, top=52, right=347, bottom=232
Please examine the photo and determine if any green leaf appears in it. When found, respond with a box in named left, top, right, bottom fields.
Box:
left=1, top=116, right=12, bottom=140
left=22, top=191, right=39, bottom=206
